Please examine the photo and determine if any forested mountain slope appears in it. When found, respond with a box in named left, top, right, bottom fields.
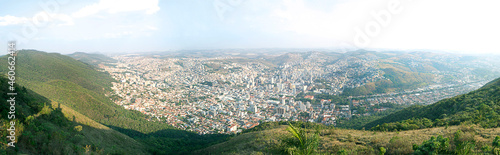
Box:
left=0, top=75, right=147, bottom=154
left=365, top=77, right=500, bottom=131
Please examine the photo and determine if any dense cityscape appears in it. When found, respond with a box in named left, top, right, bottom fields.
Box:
left=101, top=52, right=493, bottom=134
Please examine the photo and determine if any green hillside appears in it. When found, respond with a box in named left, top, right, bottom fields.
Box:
left=1, top=50, right=114, bottom=93
left=364, top=77, right=500, bottom=131
left=0, top=75, right=147, bottom=154
left=0, top=50, right=229, bottom=154
left=343, top=63, right=435, bottom=96
left=343, top=68, right=433, bottom=96
left=197, top=121, right=500, bottom=154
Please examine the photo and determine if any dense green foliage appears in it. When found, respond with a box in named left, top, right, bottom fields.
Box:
left=295, top=92, right=349, bottom=105
left=494, top=136, right=500, bottom=148
left=453, top=130, right=476, bottom=155
left=337, top=115, right=384, bottom=130
left=379, top=147, right=386, bottom=155
left=411, top=129, right=489, bottom=155
left=372, top=118, right=434, bottom=131
left=337, top=103, right=407, bottom=129
left=493, top=136, right=500, bottom=155
left=412, top=135, right=450, bottom=155
left=366, top=77, right=500, bottom=131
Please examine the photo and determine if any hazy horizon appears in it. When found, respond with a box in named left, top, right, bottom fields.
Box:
left=1, top=0, right=499, bottom=54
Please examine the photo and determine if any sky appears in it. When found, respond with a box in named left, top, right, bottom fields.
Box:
left=0, top=0, right=499, bottom=54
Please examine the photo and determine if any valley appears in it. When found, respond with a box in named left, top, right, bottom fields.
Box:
left=1, top=49, right=499, bottom=154
left=101, top=50, right=498, bottom=135
left=2, top=1, right=498, bottom=154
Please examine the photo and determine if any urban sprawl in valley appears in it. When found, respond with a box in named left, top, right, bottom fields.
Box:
left=100, top=51, right=497, bottom=134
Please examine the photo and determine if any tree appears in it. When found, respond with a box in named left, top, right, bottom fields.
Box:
left=493, top=136, right=500, bottom=155
left=493, top=136, right=500, bottom=148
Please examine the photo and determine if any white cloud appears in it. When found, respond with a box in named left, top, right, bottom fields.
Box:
left=104, top=31, right=133, bottom=38
left=146, top=25, right=158, bottom=31
left=365, top=0, right=500, bottom=54
left=34, top=12, right=74, bottom=26
left=0, top=15, right=30, bottom=26
left=265, top=0, right=500, bottom=53
left=0, top=12, right=73, bottom=27
left=72, top=0, right=160, bottom=18
left=269, top=0, right=386, bottom=45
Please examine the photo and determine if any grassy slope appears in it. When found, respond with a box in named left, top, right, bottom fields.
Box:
left=50, top=101, right=146, bottom=151
left=198, top=124, right=500, bottom=155
left=0, top=76, right=147, bottom=154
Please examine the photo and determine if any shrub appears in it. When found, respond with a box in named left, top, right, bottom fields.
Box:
left=453, top=130, right=475, bottom=155
left=388, top=136, right=413, bottom=154
left=413, top=135, right=450, bottom=155
left=74, top=125, right=83, bottom=132
left=493, top=136, right=500, bottom=148
left=379, top=147, right=386, bottom=155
